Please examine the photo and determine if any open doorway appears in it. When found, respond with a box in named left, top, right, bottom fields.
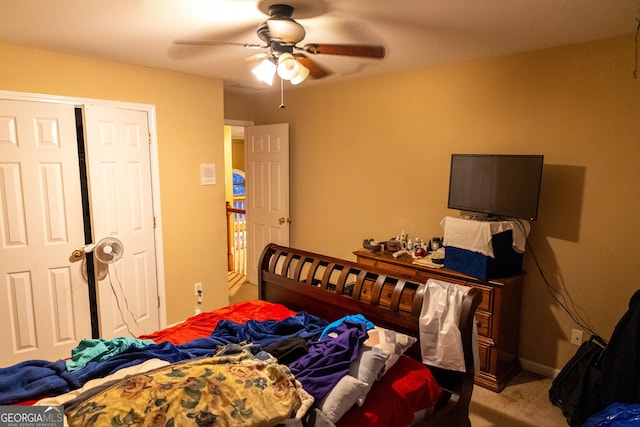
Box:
left=224, top=122, right=290, bottom=299
left=224, top=124, right=249, bottom=296
left=229, top=168, right=246, bottom=273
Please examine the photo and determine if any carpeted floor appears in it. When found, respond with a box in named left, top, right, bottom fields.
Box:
left=470, top=369, right=567, bottom=426
left=227, top=271, right=248, bottom=298
left=228, top=273, right=254, bottom=304
left=228, top=278, right=568, bottom=426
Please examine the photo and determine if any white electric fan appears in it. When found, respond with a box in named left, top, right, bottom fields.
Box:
left=82, top=237, right=124, bottom=264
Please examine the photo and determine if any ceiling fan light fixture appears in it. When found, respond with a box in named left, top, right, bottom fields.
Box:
left=277, top=53, right=309, bottom=84
left=277, top=53, right=300, bottom=79
left=252, top=58, right=277, bottom=85
left=290, top=63, right=309, bottom=85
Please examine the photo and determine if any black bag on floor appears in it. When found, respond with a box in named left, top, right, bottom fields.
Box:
left=549, top=334, right=608, bottom=427
left=598, top=290, right=640, bottom=409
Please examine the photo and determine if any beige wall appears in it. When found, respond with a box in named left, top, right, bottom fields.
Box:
left=232, top=139, right=245, bottom=171
left=244, top=35, right=640, bottom=371
left=224, top=91, right=256, bottom=123
left=0, top=43, right=229, bottom=326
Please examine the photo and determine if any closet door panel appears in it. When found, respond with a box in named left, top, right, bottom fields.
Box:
left=83, top=105, right=160, bottom=339
left=0, top=99, right=90, bottom=365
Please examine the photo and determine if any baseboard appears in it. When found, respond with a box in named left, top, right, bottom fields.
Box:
left=519, top=358, right=560, bottom=378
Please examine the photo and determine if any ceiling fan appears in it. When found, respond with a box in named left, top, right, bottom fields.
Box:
left=174, top=4, right=385, bottom=85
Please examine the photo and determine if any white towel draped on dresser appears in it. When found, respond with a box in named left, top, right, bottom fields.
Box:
left=419, top=279, right=479, bottom=373
left=440, top=216, right=530, bottom=257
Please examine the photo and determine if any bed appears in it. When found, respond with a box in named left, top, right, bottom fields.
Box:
left=0, top=243, right=481, bottom=427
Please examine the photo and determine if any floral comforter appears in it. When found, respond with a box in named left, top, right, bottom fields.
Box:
left=64, top=348, right=304, bottom=427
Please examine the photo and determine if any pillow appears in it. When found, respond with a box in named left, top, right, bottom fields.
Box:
left=348, top=346, right=390, bottom=406
left=318, top=375, right=369, bottom=423
left=364, top=325, right=417, bottom=374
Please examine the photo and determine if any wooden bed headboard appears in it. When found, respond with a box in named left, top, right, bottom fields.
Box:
left=258, top=243, right=482, bottom=427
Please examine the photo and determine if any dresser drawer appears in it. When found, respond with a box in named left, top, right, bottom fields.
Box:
left=376, top=282, right=417, bottom=313
left=475, top=310, right=492, bottom=338
left=471, top=284, right=493, bottom=312
left=477, top=342, right=490, bottom=372
left=358, top=257, right=417, bottom=279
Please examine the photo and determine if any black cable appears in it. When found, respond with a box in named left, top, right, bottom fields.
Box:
left=514, top=219, right=603, bottom=341
left=634, top=12, right=640, bottom=79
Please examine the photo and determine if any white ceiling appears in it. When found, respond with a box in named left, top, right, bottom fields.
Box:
left=1, top=0, right=638, bottom=93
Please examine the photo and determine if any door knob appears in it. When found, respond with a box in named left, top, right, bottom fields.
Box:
left=69, top=249, right=85, bottom=262
left=279, top=217, right=291, bottom=225
left=71, top=249, right=84, bottom=259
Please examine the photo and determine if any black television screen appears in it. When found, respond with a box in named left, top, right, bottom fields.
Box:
left=447, top=154, right=544, bottom=221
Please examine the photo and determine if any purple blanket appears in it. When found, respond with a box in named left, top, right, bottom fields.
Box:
left=289, top=321, right=369, bottom=401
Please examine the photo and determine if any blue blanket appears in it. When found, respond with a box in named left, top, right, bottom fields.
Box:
left=0, top=311, right=327, bottom=404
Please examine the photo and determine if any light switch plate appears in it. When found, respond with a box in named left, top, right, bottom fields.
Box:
left=200, top=163, right=216, bottom=185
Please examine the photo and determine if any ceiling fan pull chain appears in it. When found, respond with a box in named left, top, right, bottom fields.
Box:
left=279, top=77, right=286, bottom=109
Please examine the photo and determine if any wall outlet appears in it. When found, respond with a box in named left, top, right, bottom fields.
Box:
left=570, top=329, right=584, bottom=346
left=194, top=282, right=202, bottom=296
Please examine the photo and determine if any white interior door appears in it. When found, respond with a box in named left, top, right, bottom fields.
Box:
left=245, top=123, right=290, bottom=285
left=0, top=100, right=91, bottom=365
left=83, top=105, right=160, bottom=339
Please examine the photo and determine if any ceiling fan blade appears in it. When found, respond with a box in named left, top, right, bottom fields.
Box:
left=245, top=52, right=269, bottom=62
left=174, top=40, right=263, bottom=49
left=301, top=44, right=385, bottom=59
left=294, top=54, right=330, bottom=79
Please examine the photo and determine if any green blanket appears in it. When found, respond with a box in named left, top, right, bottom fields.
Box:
left=66, top=337, right=155, bottom=371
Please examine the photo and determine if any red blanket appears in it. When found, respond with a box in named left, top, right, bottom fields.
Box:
left=139, top=300, right=296, bottom=344
left=338, top=355, right=441, bottom=426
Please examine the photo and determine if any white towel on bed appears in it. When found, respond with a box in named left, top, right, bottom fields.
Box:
left=419, top=279, right=479, bottom=373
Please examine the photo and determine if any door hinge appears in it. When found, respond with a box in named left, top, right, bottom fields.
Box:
left=148, top=132, right=152, bottom=144
left=158, top=296, right=161, bottom=308
left=153, top=216, right=156, bottom=229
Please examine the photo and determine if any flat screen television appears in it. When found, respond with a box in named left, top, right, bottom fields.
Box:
left=447, top=154, right=544, bottom=221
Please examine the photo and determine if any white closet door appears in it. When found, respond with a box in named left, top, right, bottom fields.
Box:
left=0, top=100, right=91, bottom=365
left=83, top=105, right=160, bottom=339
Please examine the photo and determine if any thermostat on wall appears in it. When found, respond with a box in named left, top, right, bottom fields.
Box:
left=200, top=163, right=216, bottom=185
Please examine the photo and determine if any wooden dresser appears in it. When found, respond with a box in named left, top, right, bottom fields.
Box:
left=354, top=249, right=523, bottom=392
